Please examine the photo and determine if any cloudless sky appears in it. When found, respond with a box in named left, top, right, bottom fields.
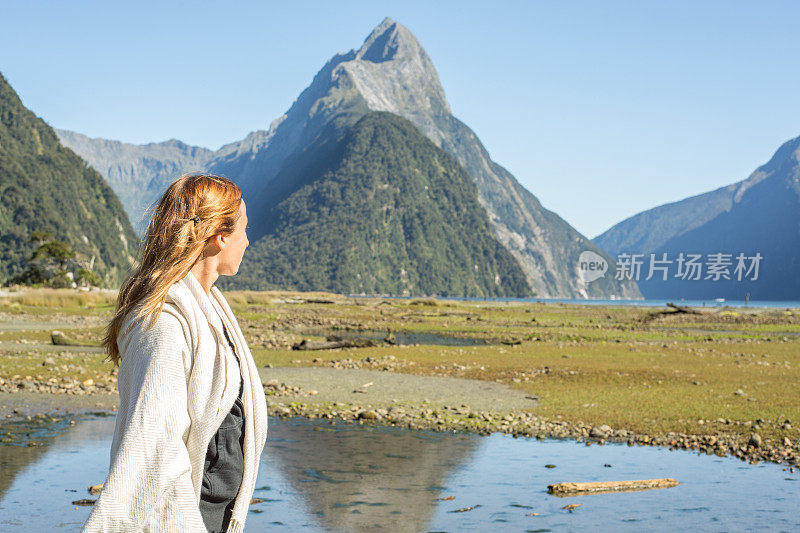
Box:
left=3, top=1, right=800, bottom=238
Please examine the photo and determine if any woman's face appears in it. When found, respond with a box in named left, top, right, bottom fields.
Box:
left=218, top=199, right=250, bottom=275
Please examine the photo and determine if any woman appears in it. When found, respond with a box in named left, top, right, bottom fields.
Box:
left=83, top=174, right=269, bottom=533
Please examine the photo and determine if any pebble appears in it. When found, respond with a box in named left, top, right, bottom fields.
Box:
left=590, top=424, right=612, bottom=438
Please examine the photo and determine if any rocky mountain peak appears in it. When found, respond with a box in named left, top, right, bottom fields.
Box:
left=356, top=17, right=416, bottom=63
left=326, top=17, right=452, bottom=145
left=210, top=17, right=453, bottom=198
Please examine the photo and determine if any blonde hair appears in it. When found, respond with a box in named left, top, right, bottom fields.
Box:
left=103, top=173, right=242, bottom=366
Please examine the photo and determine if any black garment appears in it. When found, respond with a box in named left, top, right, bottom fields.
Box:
left=199, top=324, right=245, bottom=533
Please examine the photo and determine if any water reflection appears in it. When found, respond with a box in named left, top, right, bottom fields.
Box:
left=0, top=414, right=88, bottom=496
left=268, top=419, right=479, bottom=531
left=0, top=416, right=115, bottom=530
left=1, top=415, right=798, bottom=531
left=298, top=329, right=490, bottom=347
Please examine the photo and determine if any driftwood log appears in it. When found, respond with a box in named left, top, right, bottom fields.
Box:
left=548, top=478, right=679, bottom=496
left=51, top=330, right=94, bottom=346
left=642, top=302, right=706, bottom=322
left=292, top=336, right=377, bottom=351
left=666, top=302, right=701, bottom=315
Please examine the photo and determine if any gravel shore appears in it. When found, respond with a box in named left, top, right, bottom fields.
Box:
left=259, top=367, right=540, bottom=411
left=1, top=367, right=797, bottom=471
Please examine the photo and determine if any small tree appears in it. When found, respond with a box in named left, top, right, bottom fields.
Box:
left=30, top=231, right=54, bottom=247
left=13, top=232, right=104, bottom=288
left=30, top=240, right=76, bottom=271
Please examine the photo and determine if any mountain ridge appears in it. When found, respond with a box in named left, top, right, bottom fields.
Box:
left=55, top=129, right=213, bottom=233
left=595, top=135, right=800, bottom=299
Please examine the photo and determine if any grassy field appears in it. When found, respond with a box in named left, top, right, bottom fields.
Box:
left=1, top=288, right=798, bottom=448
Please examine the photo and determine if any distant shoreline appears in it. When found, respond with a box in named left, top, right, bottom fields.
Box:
left=4, top=284, right=798, bottom=309
left=347, top=294, right=800, bottom=309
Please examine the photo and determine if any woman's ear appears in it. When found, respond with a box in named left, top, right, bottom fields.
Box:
left=216, top=232, right=228, bottom=251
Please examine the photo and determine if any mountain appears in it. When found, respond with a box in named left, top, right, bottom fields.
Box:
left=219, top=111, right=532, bottom=297
left=595, top=136, right=800, bottom=299
left=55, top=130, right=213, bottom=234
left=593, top=178, right=752, bottom=259
left=0, top=73, right=139, bottom=287
left=207, top=18, right=638, bottom=299
left=58, top=17, right=641, bottom=298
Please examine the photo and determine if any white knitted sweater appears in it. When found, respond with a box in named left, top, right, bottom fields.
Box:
left=82, top=271, right=268, bottom=532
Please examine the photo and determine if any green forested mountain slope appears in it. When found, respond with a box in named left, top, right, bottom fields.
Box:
left=0, top=73, right=138, bottom=286
left=218, top=112, right=532, bottom=297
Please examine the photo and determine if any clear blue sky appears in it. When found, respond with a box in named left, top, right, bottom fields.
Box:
left=3, top=1, right=800, bottom=239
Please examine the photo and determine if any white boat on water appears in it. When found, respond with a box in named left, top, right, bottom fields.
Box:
left=714, top=298, right=725, bottom=303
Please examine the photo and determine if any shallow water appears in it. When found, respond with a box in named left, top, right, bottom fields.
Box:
left=300, top=329, right=491, bottom=347
left=0, top=416, right=798, bottom=532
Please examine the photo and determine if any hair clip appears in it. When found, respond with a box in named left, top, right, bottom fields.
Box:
left=191, top=215, right=201, bottom=224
